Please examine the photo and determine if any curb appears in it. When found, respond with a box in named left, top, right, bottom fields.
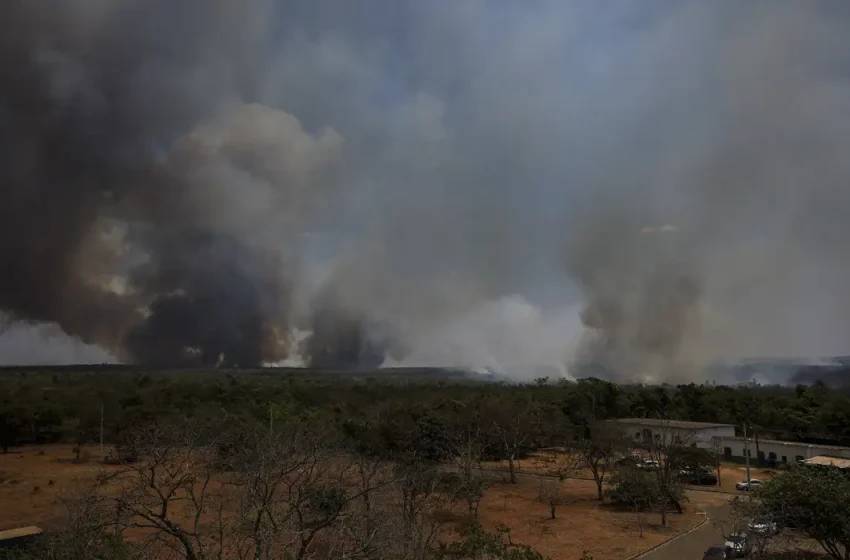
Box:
left=625, top=511, right=709, bottom=560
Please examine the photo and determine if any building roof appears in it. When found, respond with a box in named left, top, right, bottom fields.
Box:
left=724, top=437, right=850, bottom=452
left=802, top=456, right=850, bottom=469
left=608, top=418, right=734, bottom=430
left=0, top=526, right=42, bottom=540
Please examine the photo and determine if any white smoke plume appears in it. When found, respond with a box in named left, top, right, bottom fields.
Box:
left=2, top=1, right=850, bottom=382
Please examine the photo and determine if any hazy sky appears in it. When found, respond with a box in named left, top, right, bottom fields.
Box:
left=2, top=1, right=850, bottom=378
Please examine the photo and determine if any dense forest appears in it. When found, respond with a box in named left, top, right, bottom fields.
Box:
left=2, top=367, right=850, bottom=454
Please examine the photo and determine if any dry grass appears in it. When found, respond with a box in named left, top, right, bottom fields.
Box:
left=0, top=445, right=116, bottom=531
left=0, top=447, right=729, bottom=560
left=477, top=476, right=703, bottom=560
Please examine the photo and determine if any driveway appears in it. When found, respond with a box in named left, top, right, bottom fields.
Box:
left=638, top=490, right=732, bottom=560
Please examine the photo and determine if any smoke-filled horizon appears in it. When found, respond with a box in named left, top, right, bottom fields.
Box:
left=2, top=1, right=850, bottom=382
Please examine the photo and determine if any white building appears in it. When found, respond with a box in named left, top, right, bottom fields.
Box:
left=609, top=418, right=850, bottom=465
left=721, top=437, right=850, bottom=464
left=608, top=418, right=735, bottom=450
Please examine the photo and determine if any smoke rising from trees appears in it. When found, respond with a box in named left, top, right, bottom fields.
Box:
left=1, top=1, right=850, bottom=379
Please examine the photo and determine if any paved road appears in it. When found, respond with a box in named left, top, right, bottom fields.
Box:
left=639, top=493, right=732, bottom=560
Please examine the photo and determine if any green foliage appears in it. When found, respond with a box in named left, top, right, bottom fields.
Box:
left=2, top=368, right=850, bottom=459
left=606, top=468, right=684, bottom=511
left=669, top=446, right=716, bottom=471
left=307, top=485, right=348, bottom=522
left=437, top=522, right=547, bottom=560
left=439, top=472, right=488, bottom=508
left=757, top=465, right=850, bottom=560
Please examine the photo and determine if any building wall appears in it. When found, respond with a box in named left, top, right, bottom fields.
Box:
left=613, top=421, right=850, bottom=464
left=617, top=423, right=735, bottom=449
left=720, top=439, right=850, bottom=463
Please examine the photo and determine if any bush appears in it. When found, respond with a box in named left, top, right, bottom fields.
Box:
left=606, top=469, right=684, bottom=511
left=437, top=522, right=546, bottom=560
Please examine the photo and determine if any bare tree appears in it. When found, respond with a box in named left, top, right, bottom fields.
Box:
left=227, top=426, right=394, bottom=560
left=639, top=417, right=693, bottom=528
left=227, top=427, right=328, bottom=560
left=537, top=479, right=571, bottom=520
left=444, top=423, right=489, bottom=520
left=388, top=459, right=456, bottom=560
left=487, top=397, right=542, bottom=484
left=22, top=484, right=155, bottom=560
left=710, top=436, right=724, bottom=488
left=93, top=420, right=233, bottom=560
left=572, top=422, right=630, bottom=500
left=55, top=417, right=503, bottom=560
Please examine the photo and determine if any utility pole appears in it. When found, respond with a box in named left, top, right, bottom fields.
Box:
left=744, top=421, right=751, bottom=486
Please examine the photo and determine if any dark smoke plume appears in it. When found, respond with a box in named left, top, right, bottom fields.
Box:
left=124, top=232, right=287, bottom=367
left=301, top=285, right=408, bottom=369
left=3, top=1, right=850, bottom=381
left=0, top=1, right=338, bottom=367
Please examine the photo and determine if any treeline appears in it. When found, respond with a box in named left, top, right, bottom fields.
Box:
left=2, top=369, right=850, bottom=454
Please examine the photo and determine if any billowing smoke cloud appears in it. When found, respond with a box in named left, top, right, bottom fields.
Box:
left=2, top=1, right=850, bottom=381
left=1, top=1, right=342, bottom=367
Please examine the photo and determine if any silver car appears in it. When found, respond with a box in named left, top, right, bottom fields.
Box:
left=735, top=478, right=762, bottom=491
left=748, top=516, right=779, bottom=535
left=724, top=533, right=750, bottom=556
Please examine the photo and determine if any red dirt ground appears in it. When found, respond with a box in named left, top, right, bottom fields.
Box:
left=477, top=476, right=703, bottom=560
left=1, top=447, right=703, bottom=560
left=0, top=445, right=114, bottom=531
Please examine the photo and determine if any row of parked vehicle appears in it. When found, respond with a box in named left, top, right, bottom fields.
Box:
left=628, top=455, right=720, bottom=485
left=702, top=517, right=781, bottom=558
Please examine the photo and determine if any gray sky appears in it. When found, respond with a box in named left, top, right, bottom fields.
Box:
left=2, top=1, right=850, bottom=379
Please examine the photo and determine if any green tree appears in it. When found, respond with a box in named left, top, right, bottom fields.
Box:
left=0, top=407, right=25, bottom=453
left=758, top=466, right=850, bottom=560
left=437, top=522, right=546, bottom=560
left=606, top=468, right=675, bottom=511
left=486, top=395, right=543, bottom=484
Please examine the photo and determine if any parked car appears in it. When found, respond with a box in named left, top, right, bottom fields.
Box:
left=637, top=459, right=660, bottom=470
left=748, top=516, right=779, bottom=535
left=702, top=545, right=730, bottom=559
left=724, top=533, right=750, bottom=556
left=679, top=467, right=719, bottom=485
left=735, top=478, right=762, bottom=491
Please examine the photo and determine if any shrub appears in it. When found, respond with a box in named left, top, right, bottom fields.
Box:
left=606, top=468, right=684, bottom=511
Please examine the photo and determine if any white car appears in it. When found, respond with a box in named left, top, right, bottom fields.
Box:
left=637, top=459, right=660, bottom=470
left=724, top=533, right=750, bottom=556
left=735, top=478, right=762, bottom=491
left=748, top=517, right=779, bottom=535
